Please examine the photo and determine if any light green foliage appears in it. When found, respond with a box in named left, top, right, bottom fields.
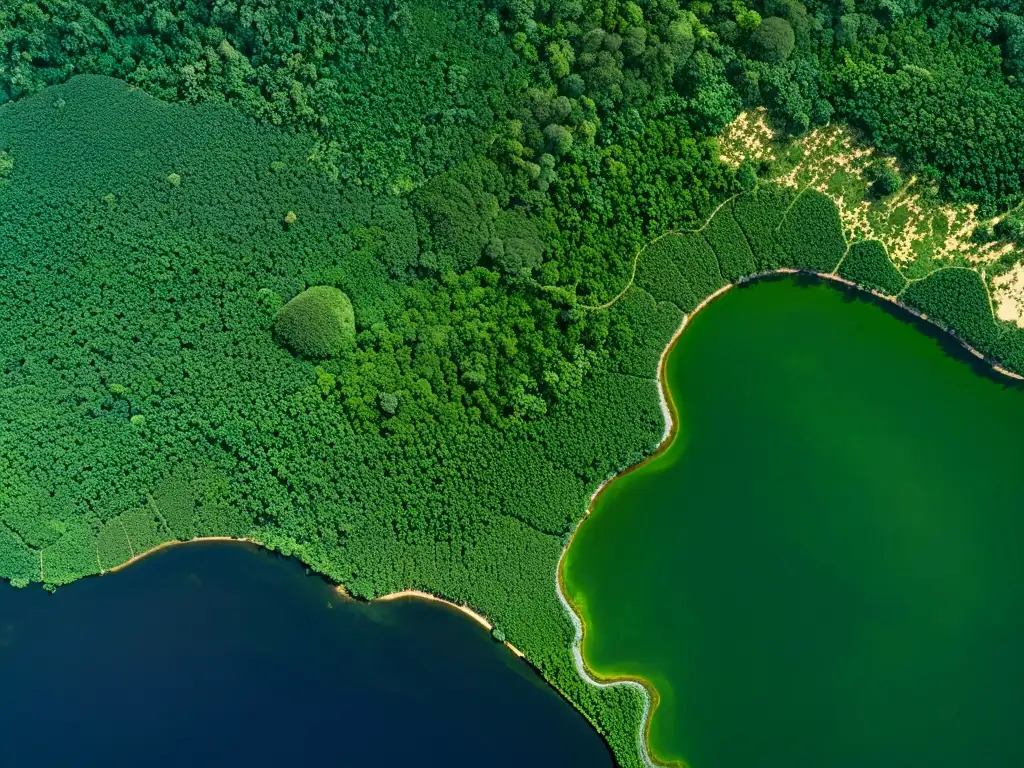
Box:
left=777, top=190, right=848, bottom=272
left=838, top=240, right=907, bottom=297
left=5, top=1, right=1024, bottom=765
left=0, top=75, right=660, bottom=767
left=0, top=526, right=35, bottom=585
left=274, top=286, right=356, bottom=359
left=605, top=288, right=682, bottom=378
left=41, top=519, right=101, bottom=587
left=96, top=518, right=134, bottom=571
left=0, top=0, right=525, bottom=192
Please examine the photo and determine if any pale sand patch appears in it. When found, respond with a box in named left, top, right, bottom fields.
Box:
left=717, top=112, right=1011, bottom=269
left=993, top=263, right=1024, bottom=327
left=718, top=107, right=776, bottom=168
left=370, top=589, right=526, bottom=658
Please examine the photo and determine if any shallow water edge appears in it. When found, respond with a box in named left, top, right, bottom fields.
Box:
left=555, top=267, right=1024, bottom=768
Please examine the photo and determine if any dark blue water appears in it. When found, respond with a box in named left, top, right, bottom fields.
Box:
left=0, top=542, right=611, bottom=767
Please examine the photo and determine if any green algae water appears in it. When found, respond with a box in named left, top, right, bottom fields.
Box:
left=563, top=276, right=1024, bottom=768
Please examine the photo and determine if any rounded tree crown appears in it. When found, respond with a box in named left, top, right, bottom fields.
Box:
left=273, top=286, right=355, bottom=359
left=750, top=17, right=795, bottom=63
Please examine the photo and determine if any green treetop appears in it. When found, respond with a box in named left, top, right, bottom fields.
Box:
left=273, top=286, right=356, bottom=360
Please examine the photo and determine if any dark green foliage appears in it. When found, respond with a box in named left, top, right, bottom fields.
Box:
left=839, top=241, right=907, bottom=297
left=0, top=0, right=524, bottom=192
left=992, top=326, right=1024, bottom=373
left=412, top=173, right=494, bottom=274
left=901, top=269, right=1000, bottom=352
left=545, top=116, right=735, bottom=305
left=634, top=239, right=700, bottom=312
left=660, top=233, right=726, bottom=308
left=0, top=526, right=36, bottom=587
left=995, top=212, right=1024, bottom=245
left=749, top=17, right=796, bottom=64
left=0, top=75, right=673, bottom=767
left=491, top=208, right=544, bottom=275
left=732, top=185, right=796, bottom=271
left=827, top=16, right=1024, bottom=211
left=737, top=160, right=758, bottom=192
left=604, top=288, right=682, bottom=379
left=870, top=167, right=905, bottom=198
left=777, top=190, right=848, bottom=273
left=703, top=205, right=757, bottom=283
left=274, top=286, right=356, bottom=359
left=5, top=2, right=1024, bottom=765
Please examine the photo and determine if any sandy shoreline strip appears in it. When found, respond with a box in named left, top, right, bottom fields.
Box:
left=99, top=538, right=527, bottom=660
left=87, top=268, right=1022, bottom=768
left=370, top=588, right=526, bottom=659
left=102, top=536, right=256, bottom=575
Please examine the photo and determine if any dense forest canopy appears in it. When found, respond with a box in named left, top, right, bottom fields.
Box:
left=2, top=1, right=1024, bottom=766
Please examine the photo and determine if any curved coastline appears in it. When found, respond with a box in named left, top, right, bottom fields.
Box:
left=555, top=267, right=1024, bottom=768
left=96, top=537, right=528, bottom=659
left=54, top=268, right=1024, bottom=768
left=101, top=536, right=257, bottom=575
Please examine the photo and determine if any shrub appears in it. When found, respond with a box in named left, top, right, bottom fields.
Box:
left=995, top=212, right=1024, bottom=245
left=736, top=160, right=758, bottom=191
left=838, top=240, right=906, bottom=296
left=870, top=167, right=903, bottom=197
left=274, top=286, right=356, bottom=359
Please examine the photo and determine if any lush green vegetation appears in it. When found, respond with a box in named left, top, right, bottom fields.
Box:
left=901, top=268, right=1000, bottom=353
left=4, top=0, right=1024, bottom=766
left=273, top=286, right=356, bottom=359
left=839, top=241, right=907, bottom=297
left=733, top=185, right=796, bottom=271
left=0, top=73, right=662, bottom=765
left=776, top=189, right=847, bottom=273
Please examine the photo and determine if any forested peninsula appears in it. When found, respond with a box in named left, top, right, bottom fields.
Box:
left=3, top=2, right=1024, bottom=765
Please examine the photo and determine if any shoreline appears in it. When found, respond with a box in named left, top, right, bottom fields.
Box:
left=96, top=536, right=527, bottom=660
left=102, top=536, right=257, bottom=575
left=554, top=267, right=1024, bottom=768
left=59, top=269, right=1024, bottom=768
left=369, top=589, right=526, bottom=658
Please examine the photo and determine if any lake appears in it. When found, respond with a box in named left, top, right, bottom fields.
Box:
left=563, top=276, right=1024, bottom=767
left=0, top=541, right=613, bottom=768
